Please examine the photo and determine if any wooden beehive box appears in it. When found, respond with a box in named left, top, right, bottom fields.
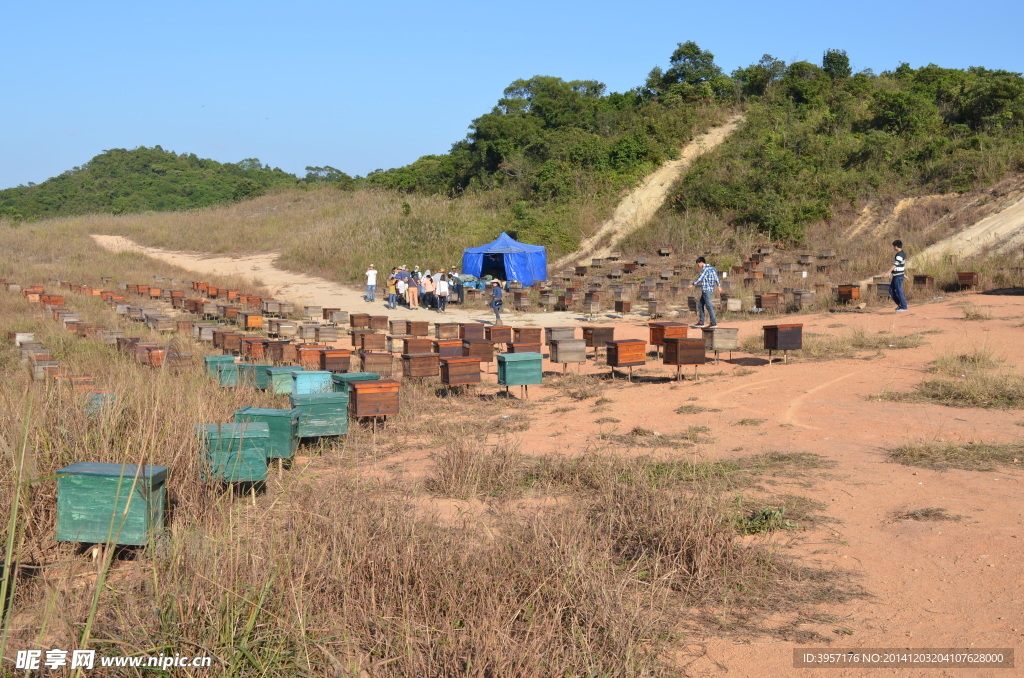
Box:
left=304, top=305, right=322, bottom=319
left=297, top=344, right=326, bottom=368
left=360, top=332, right=387, bottom=351
left=350, top=379, right=401, bottom=417
left=432, top=339, right=463, bottom=357
left=649, top=322, right=687, bottom=346
left=486, top=326, right=514, bottom=343
left=549, top=338, right=586, bottom=364
left=223, top=333, right=244, bottom=354
left=387, top=334, right=413, bottom=354
left=913, top=275, right=935, bottom=289
left=315, top=325, right=339, bottom=343
left=459, top=323, right=486, bottom=340
left=368, top=315, right=389, bottom=331
left=514, top=327, right=543, bottom=344
left=390, top=320, right=410, bottom=335
left=497, top=353, right=543, bottom=387
left=331, top=372, right=381, bottom=393
left=350, top=313, right=371, bottom=328
left=583, top=326, right=615, bottom=349
left=462, top=339, right=495, bottom=363
left=289, top=392, right=349, bottom=437
left=614, top=300, right=632, bottom=314
left=203, top=354, right=235, bottom=376
left=350, top=328, right=374, bottom=348
left=361, top=351, right=394, bottom=376
left=545, top=326, right=576, bottom=345
left=215, top=360, right=239, bottom=387
left=702, top=327, right=739, bottom=351
left=403, top=352, right=440, bottom=378
left=755, top=294, right=782, bottom=312
left=509, top=342, right=543, bottom=353
left=236, top=362, right=270, bottom=389
left=320, top=349, right=352, bottom=373
left=440, top=357, right=481, bottom=385
left=606, top=339, right=646, bottom=367
left=763, top=324, right=803, bottom=351
left=262, top=300, right=281, bottom=316
left=403, top=337, right=433, bottom=354
left=263, top=340, right=294, bottom=364
left=55, top=463, right=167, bottom=546
left=292, top=370, right=334, bottom=395
left=241, top=338, right=268, bottom=360
left=663, top=338, right=706, bottom=365
left=233, top=407, right=300, bottom=459
left=296, top=324, right=318, bottom=341
left=407, top=321, right=429, bottom=337
left=322, top=307, right=340, bottom=320
left=197, top=423, right=269, bottom=483
left=958, top=272, right=979, bottom=288
left=327, top=310, right=348, bottom=325
left=265, top=366, right=302, bottom=394
left=837, top=285, right=860, bottom=302
left=235, top=312, right=262, bottom=330
left=435, top=323, right=460, bottom=339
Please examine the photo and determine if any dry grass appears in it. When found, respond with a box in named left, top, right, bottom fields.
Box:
left=960, top=303, right=992, bottom=321
left=889, top=442, right=1023, bottom=471
left=741, top=328, right=924, bottom=361
left=881, top=347, right=1024, bottom=409
left=893, top=507, right=966, bottom=522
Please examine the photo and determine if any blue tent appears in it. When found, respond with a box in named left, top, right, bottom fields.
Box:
left=461, top=232, right=547, bottom=287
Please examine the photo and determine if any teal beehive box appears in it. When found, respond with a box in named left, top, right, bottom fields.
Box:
left=497, top=352, right=543, bottom=387
left=197, top=423, right=269, bottom=482
left=330, top=372, right=380, bottom=394
left=233, top=407, right=300, bottom=459
left=204, top=355, right=236, bottom=377
left=216, top=361, right=240, bottom=387
left=56, top=462, right=167, bottom=546
left=84, top=392, right=116, bottom=417
left=289, top=392, right=349, bottom=437
left=292, top=370, right=332, bottom=395
left=237, top=363, right=272, bottom=389
left=265, top=367, right=302, bottom=395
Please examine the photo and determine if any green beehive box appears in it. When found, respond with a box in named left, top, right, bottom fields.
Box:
left=330, top=372, right=380, bottom=394
left=56, top=462, right=167, bottom=546
left=264, top=366, right=302, bottom=395
left=233, top=406, right=300, bottom=459
left=237, top=363, right=272, bottom=389
left=216, top=361, right=240, bottom=387
left=497, top=352, right=543, bottom=387
left=289, top=392, right=349, bottom=437
left=197, top=423, right=269, bottom=482
left=204, top=354, right=236, bottom=377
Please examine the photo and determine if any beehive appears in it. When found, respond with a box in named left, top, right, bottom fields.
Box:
left=315, top=325, right=339, bottom=343
left=403, top=353, right=440, bottom=378
left=606, top=339, right=646, bottom=367
left=240, top=338, right=267, bottom=360
left=440, top=357, right=481, bottom=385
left=320, top=349, right=352, bottom=373
left=407, top=321, right=429, bottom=337
left=350, top=313, right=371, bottom=328
left=459, top=323, right=486, bottom=340
left=327, top=310, right=348, bottom=324
left=216, top=361, right=240, bottom=387
left=648, top=322, right=687, bottom=347
left=197, top=423, right=269, bottom=482
left=545, top=327, right=576, bottom=345
left=289, top=392, right=350, bottom=437
left=297, top=324, right=318, bottom=341
left=912, top=275, right=935, bottom=289
left=513, top=327, right=543, bottom=344
left=837, top=285, right=860, bottom=302
left=237, top=363, right=272, bottom=389
left=390, top=320, right=410, bottom=335
left=403, top=337, right=433, bottom=354
left=359, top=333, right=387, bottom=351
left=264, top=366, right=303, bottom=395
left=462, top=339, right=495, bottom=363
left=957, top=272, right=979, bottom=288
left=233, top=407, right=300, bottom=459
left=549, top=338, right=586, bottom=364
left=508, top=342, right=543, bottom=353
left=663, top=338, right=706, bottom=366
left=56, top=463, right=167, bottom=546
left=297, top=344, right=327, bottom=367
left=204, top=355, right=236, bottom=377
left=84, top=391, right=116, bottom=417
left=497, top=353, right=543, bottom=387
left=292, top=370, right=333, bottom=395
left=702, top=327, right=739, bottom=352
left=763, top=324, right=803, bottom=351
left=386, top=334, right=413, bottom=354
left=350, top=379, right=401, bottom=417
left=264, top=340, right=295, bottom=364
left=432, top=339, right=463, bottom=357
left=486, top=326, right=514, bottom=343
left=331, top=372, right=381, bottom=393
left=435, top=323, right=460, bottom=340
left=368, top=315, right=389, bottom=331
left=755, top=294, right=782, bottom=312
left=582, top=326, right=615, bottom=350
left=361, top=351, right=394, bottom=376
left=614, top=300, right=632, bottom=314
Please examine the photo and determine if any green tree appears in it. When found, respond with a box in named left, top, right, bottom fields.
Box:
left=822, top=49, right=852, bottom=79
left=732, top=54, right=787, bottom=97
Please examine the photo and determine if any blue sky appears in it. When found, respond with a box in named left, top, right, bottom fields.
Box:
left=2, top=0, right=1022, bottom=189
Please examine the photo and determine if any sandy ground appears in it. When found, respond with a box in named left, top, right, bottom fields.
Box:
left=914, top=194, right=1024, bottom=261
left=552, top=115, right=744, bottom=270
left=94, top=233, right=1023, bottom=677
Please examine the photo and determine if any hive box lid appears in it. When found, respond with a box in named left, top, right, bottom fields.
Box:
left=763, top=323, right=803, bottom=329
left=350, top=379, right=401, bottom=393
left=264, top=366, right=302, bottom=374
left=57, top=462, right=167, bottom=485
left=234, top=406, right=301, bottom=420
left=497, top=352, right=542, bottom=363
left=331, top=372, right=381, bottom=383
left=197, top=422, right=270, bottom=438
left=289, top=392, right=349, bottom=405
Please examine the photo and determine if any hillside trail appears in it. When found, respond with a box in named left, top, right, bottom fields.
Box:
left=551, top=114, right=744, bottom=271
left=91, top=234, right=598, bottom=326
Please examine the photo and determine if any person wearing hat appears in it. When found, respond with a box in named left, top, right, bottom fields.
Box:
left=364, top=265, right=377, bottom=303
left=489, top=280, right=504, bottom=324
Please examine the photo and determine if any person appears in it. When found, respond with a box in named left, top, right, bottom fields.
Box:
left=422, top=273, right=436, bottom=310
left=889, top=239, right=908, bottom=312
left=436, top=274, right=450, bottom=313
left=688, top=256, right=722, bottom=328
left=396, top=276, right=408, bottom=308
left=489, top=280, right=504, bottom=324
left=385, top=274, right=398, bottom=310
left=407, top=272, right=419, bottom=308
left=417, top=270, right=427, bottom=307
left=450, top=269, right=464, bottom=304
left=364, top=265, right=377, bottom=303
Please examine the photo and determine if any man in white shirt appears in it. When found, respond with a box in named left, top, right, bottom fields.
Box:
left=365, top=265, right=378, bottom=303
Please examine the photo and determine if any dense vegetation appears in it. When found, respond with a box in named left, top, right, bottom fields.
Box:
left=0, top=147, right=301, bottom=220
left=666, top=56, right=1024, bottom=241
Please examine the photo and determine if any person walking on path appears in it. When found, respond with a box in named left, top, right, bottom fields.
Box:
left=385, top=274, right=398, bottom=310
left=889, top=239, right=908, bottom=312
left=364, top=265, right=378, bottom=303
left=489, top=281, right=504, bottom=324
left=687, top=257, right=722, bottom=328
left=436, top=275, right=451, bottom=313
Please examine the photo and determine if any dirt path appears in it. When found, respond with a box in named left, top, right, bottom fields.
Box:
left=552, top=115, right=744, bottom=270
left=92, top=234, right=603, bottom=327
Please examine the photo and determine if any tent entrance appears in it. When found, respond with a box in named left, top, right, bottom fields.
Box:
left=481, top=253, right=506, bottom=280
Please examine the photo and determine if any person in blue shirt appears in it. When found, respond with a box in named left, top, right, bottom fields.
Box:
left=688, top=257, right=723, bottom=328
left=888, top=239, right=908, bottom=312
left=489, top=281, right=504, bottom=324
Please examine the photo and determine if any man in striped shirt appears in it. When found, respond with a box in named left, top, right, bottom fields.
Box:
left=888, top=239, right=908, bottom=312
left=688, top=256, right=723, bottom=328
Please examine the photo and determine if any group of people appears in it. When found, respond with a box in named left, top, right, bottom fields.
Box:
left=364, top=265, right=466, bottom=313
